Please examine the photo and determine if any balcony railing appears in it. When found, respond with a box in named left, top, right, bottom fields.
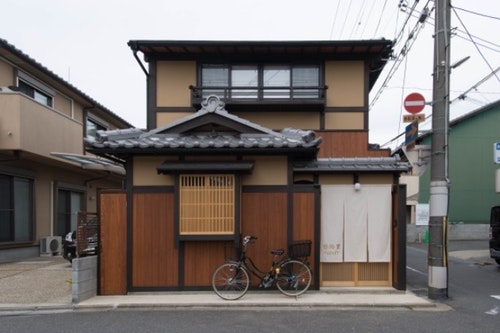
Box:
left=189, top=85, right=327, bottom=109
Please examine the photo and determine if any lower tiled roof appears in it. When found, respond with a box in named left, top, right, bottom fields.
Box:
left=293, top=156, right=410, bottom=173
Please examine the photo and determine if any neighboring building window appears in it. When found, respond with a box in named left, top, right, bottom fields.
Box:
left=179, top=174, right=235, bottom=235
left=56, top=189, right=84, bottom=237
left=0, top=175, right=34, bottom=242
left=200, top=63, right=320, bottom=100
left=86, top=118, right=107, bottom=139
left=17, top=71, right=54, bottom=107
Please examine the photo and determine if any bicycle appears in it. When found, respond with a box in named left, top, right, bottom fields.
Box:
left=211, top=235, right=312, bottom=300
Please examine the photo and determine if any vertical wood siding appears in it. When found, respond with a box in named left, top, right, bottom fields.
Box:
left=132, top=192, right=178, bottom=287
left=317, top=131, right=390, bottom=158
left=99, top=191, right=127, bottom=295
left=241, top=192, right=288, bottom=286
left=293, top=192, right=316, bottom=280
left=183, top=241, right=228, bottom=286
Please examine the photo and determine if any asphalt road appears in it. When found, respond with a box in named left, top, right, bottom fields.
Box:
left=407, top=240, right=500, bottom=316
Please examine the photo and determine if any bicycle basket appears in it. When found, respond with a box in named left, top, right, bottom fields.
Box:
left=288, top=240, right=311, bottom=258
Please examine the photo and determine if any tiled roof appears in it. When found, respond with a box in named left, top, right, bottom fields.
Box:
left=293, top=156, right=410, bottom=173
left=85, top=96, right=322, bottom=152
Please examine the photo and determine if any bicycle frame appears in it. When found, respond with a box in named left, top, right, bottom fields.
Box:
left=235, top=250, right=283, bottom=286
left=212, top=235, right=312, bottom=300
left=231, top=236, right=301, bottom=288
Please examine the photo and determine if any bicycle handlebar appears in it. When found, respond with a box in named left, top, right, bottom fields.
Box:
left=242, top=235, right=258, bottom=247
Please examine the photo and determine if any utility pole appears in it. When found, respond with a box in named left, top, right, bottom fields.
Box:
left=428, top=0, right=451, bottom=300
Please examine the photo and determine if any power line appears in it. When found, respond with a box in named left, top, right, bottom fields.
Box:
left=339, top=0, right=353, bottom=39
left=452, top=7, right=500, bottom=82
left=362, top=0, right=380, bottom=37
left=329, top=1, right=341, bottom=39
left=370, top=2, right=432, bottom=109
left=452, top=5, right=500, bottom=21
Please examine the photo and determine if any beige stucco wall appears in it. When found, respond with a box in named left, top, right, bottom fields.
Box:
left=157, top=61, right=196, bottom=107
left=0, top=60, right=14, bottom=86
left=0, top=93, right=83, bottom=154
left=156, top=112, right=192, bottom=128
left=236, top=112, right=320, bottom=131
left=53, top=92, right=74, bottom=119
left=242, top=156, right=287, bottom=185
left=133, top=155, right=288, bottom=186
left=324, top=112, right=364, bottom=130
left=133, top=156, right=175, bottom=186
left=325, top=61, right=364, bottom=107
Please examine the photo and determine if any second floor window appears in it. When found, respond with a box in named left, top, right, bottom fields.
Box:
left=200, top=64, right=321, bottom=100
left=17, top=71, right=54, bottom=107
left=86, top=118, right=107, bottom=139
left=18, top=79, right=53, bottom=107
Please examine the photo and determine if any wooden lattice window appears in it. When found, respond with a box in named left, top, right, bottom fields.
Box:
left=179, top=174, right=235, bottom=235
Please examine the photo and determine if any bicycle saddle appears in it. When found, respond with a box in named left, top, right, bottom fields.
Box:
left=271, top=249, right=284, bottom=256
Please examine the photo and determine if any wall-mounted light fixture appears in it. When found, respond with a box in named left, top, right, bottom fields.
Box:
left=353, top=173, right=361, bottom=191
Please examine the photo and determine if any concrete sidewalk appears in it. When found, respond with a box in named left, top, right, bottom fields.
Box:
left=74, top=289, right=437, bottom=311
left=0, top=255, right=441, bottom=315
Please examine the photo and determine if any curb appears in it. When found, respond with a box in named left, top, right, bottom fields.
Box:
left=0, top=304, right=74, bottom=316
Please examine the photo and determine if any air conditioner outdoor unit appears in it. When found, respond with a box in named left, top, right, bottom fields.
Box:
left=40, top=236, right=62, bottom=255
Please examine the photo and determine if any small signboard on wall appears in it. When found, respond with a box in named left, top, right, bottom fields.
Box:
left=416, top=204, right=429, bottom=226
left=494, top=142, right=500, bottom=164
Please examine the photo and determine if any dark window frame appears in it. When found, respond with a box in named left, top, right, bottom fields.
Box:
left=86, top=117, right=108, bottom=139
left=16, top=71, right=54, bottom=108
left=197, top=62, right=324, bottom=104
left=0, top=174, right=34, bottom=243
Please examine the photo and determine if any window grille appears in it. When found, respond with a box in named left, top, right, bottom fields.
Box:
left=179, top=174, right=235, bottom=235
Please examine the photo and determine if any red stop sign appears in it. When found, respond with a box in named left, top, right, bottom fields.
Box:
left=404, top=93, right=426, bottom=114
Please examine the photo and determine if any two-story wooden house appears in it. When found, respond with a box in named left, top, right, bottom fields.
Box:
left=86, top=40, right=409, bottom=294
left=0, top=39, right=131, bottom=262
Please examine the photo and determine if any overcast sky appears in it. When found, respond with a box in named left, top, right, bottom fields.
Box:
left=1, top=0, right=499, bottom=148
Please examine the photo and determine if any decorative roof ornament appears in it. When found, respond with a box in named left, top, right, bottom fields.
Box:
left=201, top=95, right=225, bottom=113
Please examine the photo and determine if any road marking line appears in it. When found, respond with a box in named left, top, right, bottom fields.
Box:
left=485, top=306, right=499, bottom=315
left=486, top=296, right=500, bottom=315
left=406, top=266, right=426, bottom=276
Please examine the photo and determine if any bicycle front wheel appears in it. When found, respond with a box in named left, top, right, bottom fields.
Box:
left=276, top=260, right=312, bottom=297
left=212, top=263, right=250, bottom=300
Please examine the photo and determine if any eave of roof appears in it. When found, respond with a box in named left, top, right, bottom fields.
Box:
left=157, top=160, right=254, bottom=174
left=128, top=39, right=393, bottom=59
left=50, top=152, right=125, bottom=175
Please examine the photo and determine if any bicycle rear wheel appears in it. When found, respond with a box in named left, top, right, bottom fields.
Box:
left=212, top=262, right=250, bottom=300
left=276, top=260, right=311, bottom=297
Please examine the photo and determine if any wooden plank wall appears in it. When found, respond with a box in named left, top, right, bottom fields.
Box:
left=184, top=242, right=228, bottom=286
left=241, top=192, right=288, bottom=286
left=99, top=191, right=127, bottom=295
left=317, top=131, right=391, bottom=157
left=132, top=192, right=178, bottom=287
left=293, top=192, right=316, bottom=281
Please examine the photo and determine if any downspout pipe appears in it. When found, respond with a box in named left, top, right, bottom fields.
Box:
left=128, top=42, right=149, bottom=77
